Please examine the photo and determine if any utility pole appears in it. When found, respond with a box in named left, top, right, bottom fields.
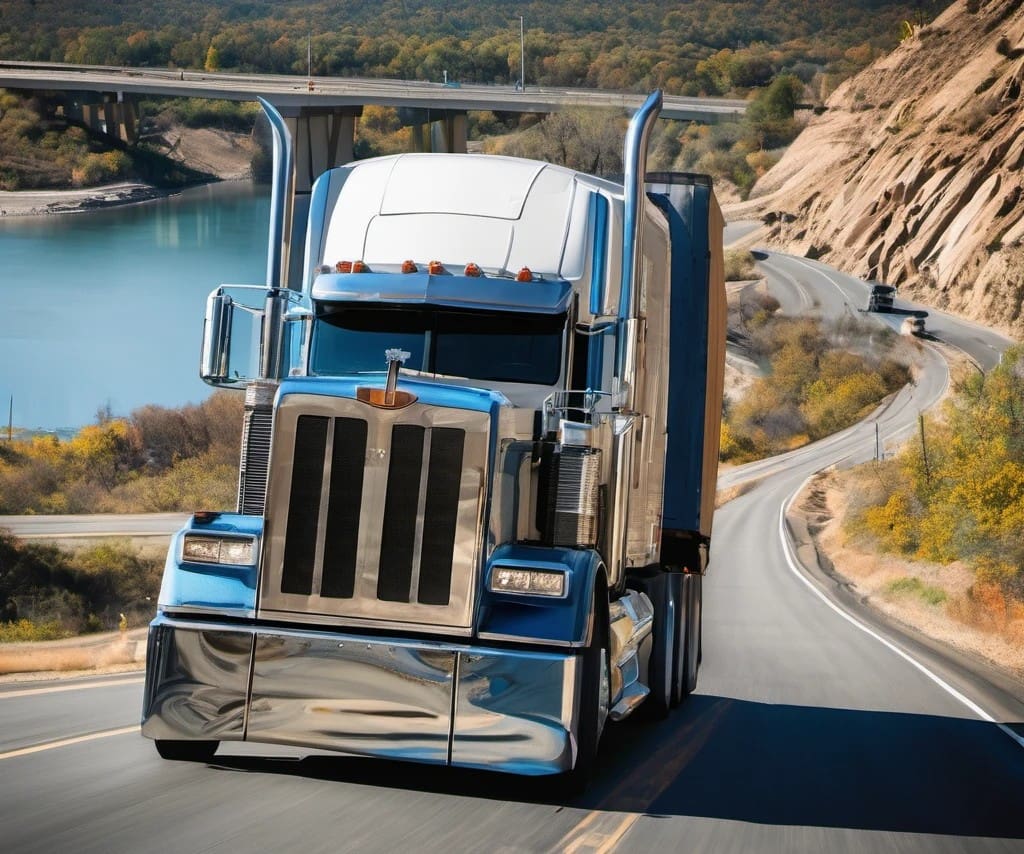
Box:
left=519, top=16, right=526, bottom=92
left=7, top=395, right=11, bottom=442
left=307, top=33, right=314, bottom=92
left=918, top=413, right=931, bottom=483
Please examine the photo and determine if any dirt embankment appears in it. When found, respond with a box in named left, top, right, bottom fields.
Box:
left=0, top=628, right=148, bottom=682
left=158, top=126, right=256, bottom=181
left=790, top=469, right=1024, bottom=681
left=0, top=124, right=256, bottom=217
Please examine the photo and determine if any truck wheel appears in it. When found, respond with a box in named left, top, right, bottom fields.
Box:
left=686, top=573, right=702, bottom=694
left=562, top=597, right=609, bottom=794
left=673, top=573, right=703, bottom=704
left=154, top=739, right=219, bottom=762
left=636, top=571, right=676, bottom=717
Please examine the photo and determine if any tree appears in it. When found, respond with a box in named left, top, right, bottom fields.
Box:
left=204, top=43, right=220, bottom=72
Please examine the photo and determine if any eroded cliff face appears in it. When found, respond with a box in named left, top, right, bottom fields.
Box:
left=743, top=0, right=1024, bottom=337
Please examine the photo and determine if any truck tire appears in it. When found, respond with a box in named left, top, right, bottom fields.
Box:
left=673, top=573, right=703, bottom=704
left=154, top=739, right=219, bottom=762
left=561, top=594, right=609, bottom=794
left=636, top=571, right=676, bottom=717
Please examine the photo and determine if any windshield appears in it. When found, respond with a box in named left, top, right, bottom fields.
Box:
left=310, top=305, right=566, bottom=385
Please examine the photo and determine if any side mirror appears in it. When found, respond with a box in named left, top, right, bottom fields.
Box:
left=200, top=289, right=262, bottom=387
left=200, top=287, right=303, bottom=386
left=200, top=292, right=236, bottom=385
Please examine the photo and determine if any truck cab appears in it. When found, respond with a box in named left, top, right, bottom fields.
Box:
left=142, top=92, right=725, bottom=785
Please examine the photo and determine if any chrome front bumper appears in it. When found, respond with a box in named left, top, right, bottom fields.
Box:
left=141, top=615, right=580, bottom=775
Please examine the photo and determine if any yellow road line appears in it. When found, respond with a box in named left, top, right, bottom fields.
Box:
left=554, top=699, right=733, bottom=852
left=0, top=725, right=140, bottom=760
left=558, top=811, right=641, bottom=853
left=0, top=677, right=144, bottom=700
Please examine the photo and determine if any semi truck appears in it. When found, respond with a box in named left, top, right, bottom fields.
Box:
left=142, top=90, right=725, bottom=786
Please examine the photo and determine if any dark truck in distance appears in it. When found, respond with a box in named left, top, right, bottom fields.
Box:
left=865, top=281, right=928, bottom=334
left=866, top=282, right=896, bottom=312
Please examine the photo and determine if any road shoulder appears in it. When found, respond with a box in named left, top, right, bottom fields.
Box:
left=787, top=471, right=1024, bottom=725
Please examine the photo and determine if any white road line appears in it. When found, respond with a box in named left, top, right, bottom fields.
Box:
left=779, top=480, right=1024, bottom=751
left=0, top=725, right=140, bottom=760
left=0, top=677, right=144, bottom=700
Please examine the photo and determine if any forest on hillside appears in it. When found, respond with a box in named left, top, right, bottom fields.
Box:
left=0, top=1, right=947, bottom=96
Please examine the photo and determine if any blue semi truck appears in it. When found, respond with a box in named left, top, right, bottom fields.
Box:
left=142, top=91, right=725, bottom=786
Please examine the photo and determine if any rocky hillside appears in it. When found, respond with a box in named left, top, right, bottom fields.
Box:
left=743, top=0, right=1024, bottom=337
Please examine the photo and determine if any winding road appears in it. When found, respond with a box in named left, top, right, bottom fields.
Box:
left=1, top=251, right=1022, bottom=853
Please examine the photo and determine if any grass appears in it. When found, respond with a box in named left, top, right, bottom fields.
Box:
left=885, top=575, right=948, bottom=606
left=724, top=248, right=758, bottom=281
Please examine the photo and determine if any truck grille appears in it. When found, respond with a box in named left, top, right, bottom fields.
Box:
left=259, top=395, right=487, bottom=630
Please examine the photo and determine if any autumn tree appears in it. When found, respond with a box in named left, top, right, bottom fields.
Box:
left=204, top=43, right=221, bottom=72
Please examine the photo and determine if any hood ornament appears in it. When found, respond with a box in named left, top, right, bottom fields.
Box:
left=357, top=348, right=417, bottom=410
left=384, top=349, right=411, bottom=399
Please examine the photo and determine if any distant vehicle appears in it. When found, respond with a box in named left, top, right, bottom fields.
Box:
left=901, top=315, right=926, bottom=336
left=867, top=282, right=896, bottom=312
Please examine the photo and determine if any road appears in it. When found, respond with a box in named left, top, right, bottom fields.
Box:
left=0, top=512, right=188, bottom=541
left=0, top=60, right=746, bottom=121
left=1, top=254, right=1022, bottom=852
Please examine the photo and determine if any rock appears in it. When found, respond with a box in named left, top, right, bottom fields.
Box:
left=736, top=0, right=1024, bottom=339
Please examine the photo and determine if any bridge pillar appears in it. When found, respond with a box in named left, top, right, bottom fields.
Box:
left=432, top=111, right=468, bottom=154
left=270, top=105, right=362, bottom=287
left=68, top=92, right=138, bottom=144
left=103, top=97, right=137, bottom=144
left=283, top=106, right=362, bottom=193
left=398, top=108, right=468, bottom=154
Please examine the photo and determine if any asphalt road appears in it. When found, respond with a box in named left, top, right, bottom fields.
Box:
left=0, top=512, right=188, bottom=540
left=1, top=254, right=1022, bottom=852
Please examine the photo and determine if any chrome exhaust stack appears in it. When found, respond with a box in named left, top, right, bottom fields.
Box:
left=615, top=89, right=662, bottom=412
left=233, top=98, right=295, bottom=515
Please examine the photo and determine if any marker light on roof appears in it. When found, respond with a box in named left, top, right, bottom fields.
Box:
left=401, top=260, right=418, bottom=273
left=516, top=266, right=533, bottom=282
left=352, top=260, right=369, bottom=273
left=464, top=262, right=482, bottom=277
left=335, top=260, right=353, bottom=273
left=428, top=260, right=445, bottom=275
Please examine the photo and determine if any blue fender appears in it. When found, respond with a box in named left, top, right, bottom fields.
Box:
left=157, top=514, right=262, bottom=615
left=477, top=544, right=605, bottom=648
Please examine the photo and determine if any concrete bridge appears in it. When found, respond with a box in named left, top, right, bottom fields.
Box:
left=1, top=60, right=746, bottom=283
left=0, top=60, right=744, bottom=151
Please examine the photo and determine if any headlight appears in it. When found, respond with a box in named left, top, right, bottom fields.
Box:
left=182, top=534, right=256, bottom=566
left=489, top=566, right=566, bottom=597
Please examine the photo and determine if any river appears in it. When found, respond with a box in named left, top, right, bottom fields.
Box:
left=0, top=181, right=270, bottom=432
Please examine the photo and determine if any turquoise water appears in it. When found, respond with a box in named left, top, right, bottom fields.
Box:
left=0, top=182, right=270, bottom=430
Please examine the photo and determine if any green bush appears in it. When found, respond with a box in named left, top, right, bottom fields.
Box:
left=0, top=533, right=162, bottom=635
left=722, top=314, right=911, bottom=462
left=0, top=618, right=71, bottom=642
left=884, top=576, right=947, bottom=606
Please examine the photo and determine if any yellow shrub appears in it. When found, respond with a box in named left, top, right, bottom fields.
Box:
left=863, top=490, right=918, bottom=553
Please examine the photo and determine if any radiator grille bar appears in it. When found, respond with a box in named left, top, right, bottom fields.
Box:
left=320, top=417, right=368, bottom=599
left=281, top=415, right=329, bottom=595
left=377, top=424, right=425, bottom=602
left=418, top=427, right=465, bottom=605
